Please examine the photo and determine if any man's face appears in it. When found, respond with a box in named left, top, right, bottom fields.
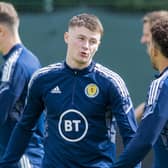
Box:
left=141, top=22, right=151, bottom=45
left=64, top=26, right=101, bottom=69
left=141, top=21, right=156, bottom=66
left=147, top=39, right=158, bottom=70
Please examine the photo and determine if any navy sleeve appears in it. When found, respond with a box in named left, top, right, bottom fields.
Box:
left=109, top=78, right=138, bottom=146
left=108, top=75, right=141, bottom=168
left=0, top=62, right=26, bottom=125
left=0, top=124, right=33, bottom=168
left=112, top=84, right=168, bottom=168
left=0, top=72, right=44, bottom=167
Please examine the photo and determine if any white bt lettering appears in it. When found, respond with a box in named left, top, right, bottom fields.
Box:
left=64, top=120, right=81, bottom=132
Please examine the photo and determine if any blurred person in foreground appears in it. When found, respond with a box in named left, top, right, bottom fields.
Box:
left=0, top=13, right=139, bottom=168
left=0, top=2, right=44, bottom=168
left=135, top=10, right=168, bottom=121
left=113, top=17, right=168, bottom=168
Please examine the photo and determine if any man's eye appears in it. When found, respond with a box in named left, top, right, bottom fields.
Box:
left=90, top=40, right=97, bottom=44
left=78, top=37, right=84, bottom=40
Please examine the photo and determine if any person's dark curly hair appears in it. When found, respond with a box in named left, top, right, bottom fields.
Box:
left=151, top=18, right=168, bottom=58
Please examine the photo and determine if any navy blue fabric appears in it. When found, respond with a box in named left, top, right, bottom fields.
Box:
left=0, top=61, right=138, bottom=168
left=113, top=68, right=168, bottom=168
left=0, top=44, right=44, bottom=167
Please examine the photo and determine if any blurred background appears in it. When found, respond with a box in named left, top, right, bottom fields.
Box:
left=2, top=0, right=168, bottom=167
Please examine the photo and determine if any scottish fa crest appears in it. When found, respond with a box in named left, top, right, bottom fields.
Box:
left=85, top=83, right=99, bottom=98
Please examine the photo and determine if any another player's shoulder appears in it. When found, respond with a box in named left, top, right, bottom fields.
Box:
left=1, top=46, right=23, bottom=82
left=148, top=69, right=168, bottom=101
left=150, top=69, right=168, bottom=92
left=5, top=46, right=22, bottom=66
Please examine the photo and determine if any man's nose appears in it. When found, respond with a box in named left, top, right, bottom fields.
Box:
left=82, top=40, right=89, bottom=49
left=141, top=36, right=146, bottom=44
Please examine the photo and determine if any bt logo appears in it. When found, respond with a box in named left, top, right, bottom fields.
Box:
left=58, top=109, right=88, bottom=142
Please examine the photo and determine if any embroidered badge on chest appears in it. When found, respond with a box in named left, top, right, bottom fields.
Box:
left=85, top=83, right=99, bottom=98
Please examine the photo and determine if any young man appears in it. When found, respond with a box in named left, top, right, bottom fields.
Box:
left=113, top=18, right=168, bottom=168
left=135, top=10, right=168, bottom=120
left=0, top=13, right=139, bottom=168
left=0, top=2, right=44, bottom=168
left=141, top=10, right=168, bottom=45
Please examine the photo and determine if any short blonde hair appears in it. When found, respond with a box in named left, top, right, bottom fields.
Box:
left=0, top=2, right=19, bottom=30
left=143, top=10, right=168, bottom=25
left=69, top=13, right=104, bottom=36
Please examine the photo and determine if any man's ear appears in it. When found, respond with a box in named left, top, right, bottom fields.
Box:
left=0, top=25, right=5, bottom=37
left=97, top=40, right=101, bottom=49
left=153, top=45, right=159, bottom=57
left=64, top=32, right=69, bottom=44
